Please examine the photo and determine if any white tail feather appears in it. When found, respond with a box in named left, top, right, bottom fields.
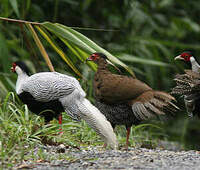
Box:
left=78, top=98, right=118, bottom=149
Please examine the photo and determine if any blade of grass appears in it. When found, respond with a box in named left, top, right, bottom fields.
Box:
left=0, top=80, right=8, bottom=97
left=132, top=123, right=162, bottom=131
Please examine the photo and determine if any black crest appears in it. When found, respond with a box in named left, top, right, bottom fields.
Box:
left=15, top=61, right=31, bottom=76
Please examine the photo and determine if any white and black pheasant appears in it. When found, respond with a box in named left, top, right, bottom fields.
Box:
left=172, top=51, right=200, bottom=117
left=11, top=61, right=118, bottom=149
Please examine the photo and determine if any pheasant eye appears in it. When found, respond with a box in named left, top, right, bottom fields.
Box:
left=92, top=54, right=98, bottom=60
left=12, top=63, right=17, bottom=68
left=180, top=53, right=192, bottom=62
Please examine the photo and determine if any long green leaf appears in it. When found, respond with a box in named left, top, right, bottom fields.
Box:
left=134, top=37, right=200, bottom=50
left=0, top=80, right=8, bottom=98
left=118, top=54, right=172, bottom=67
left=59, top=37, right=97, bottom=71
left=35, top=25, right=82, bottom=77
left=26, top=23, right=55, bottom=72
left=43, top=22, right=95, bottom=53
left=42, top=22, right=135, bottom=76
left=0, top=33, right=9, bottom=73
left=9, top=0, right=20, bottom=18
left=74, top=46, right=97, bottom=71
left=56, top=23, right=135, bottom=76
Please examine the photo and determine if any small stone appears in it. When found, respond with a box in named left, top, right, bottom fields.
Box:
left=82, top=162, right=88, bottom=166
left=57, top=144, right=66, bottom=153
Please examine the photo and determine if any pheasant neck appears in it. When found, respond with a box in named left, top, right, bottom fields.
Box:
left=97, top=59, right=109, bottom=72
left=16, top=72, right=29, bottom=94
left=190, top=56, right=200, bottom=73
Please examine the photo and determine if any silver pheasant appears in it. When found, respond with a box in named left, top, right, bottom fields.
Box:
left=11, top=61, right=118, bottom=149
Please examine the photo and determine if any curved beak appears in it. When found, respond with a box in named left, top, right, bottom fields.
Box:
left=11, top=66, right=15, bottom=72
left=85, top=57, right=93, bottom=63
left=86, top=57, right=92, bottom=61
left=174, top=55, right=183, bottom=60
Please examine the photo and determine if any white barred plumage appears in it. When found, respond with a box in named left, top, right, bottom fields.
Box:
left=12, top=61, right=118, bottom=149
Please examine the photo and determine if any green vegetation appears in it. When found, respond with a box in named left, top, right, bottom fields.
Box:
left=0, top=93, right=163, bottom=168
left=1, top=0, right=200, bottom=168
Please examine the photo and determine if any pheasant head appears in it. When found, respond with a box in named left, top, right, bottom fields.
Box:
left=175, top=51, right=200, bottom=73
left=87, top=52, right=108, bottom=64
left=175, top=51, right=193, bottom=62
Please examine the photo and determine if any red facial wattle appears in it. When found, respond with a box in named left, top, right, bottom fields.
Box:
left=92, top=54, right=99, bottom=61
left=11, top=63, right=16, bottom=72
left=180, top=52, right=192, bottom=62
left=87, top=54, right=99, bottom=61
left=182, top=55, right=191, bottom=62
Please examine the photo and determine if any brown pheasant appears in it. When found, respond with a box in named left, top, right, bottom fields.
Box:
left=87, top=52, right=179, bottom=149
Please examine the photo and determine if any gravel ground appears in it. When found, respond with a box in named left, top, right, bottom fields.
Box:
left=15, top=145, right=200, bottom=170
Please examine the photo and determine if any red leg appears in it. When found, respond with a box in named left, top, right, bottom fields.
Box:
left=103, top=143, right=107, bottom=148
left=58, top=114, right=63, bottom=134
left=125, top=127, right=131, bottom=150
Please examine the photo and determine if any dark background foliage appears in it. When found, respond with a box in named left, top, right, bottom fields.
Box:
left=1, top=0, right=200, bottom=150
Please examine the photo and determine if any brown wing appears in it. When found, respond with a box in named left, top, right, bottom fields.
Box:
left=129, top=91, right=178, bottom=120
left=93, top=71, right=152, bottom=104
